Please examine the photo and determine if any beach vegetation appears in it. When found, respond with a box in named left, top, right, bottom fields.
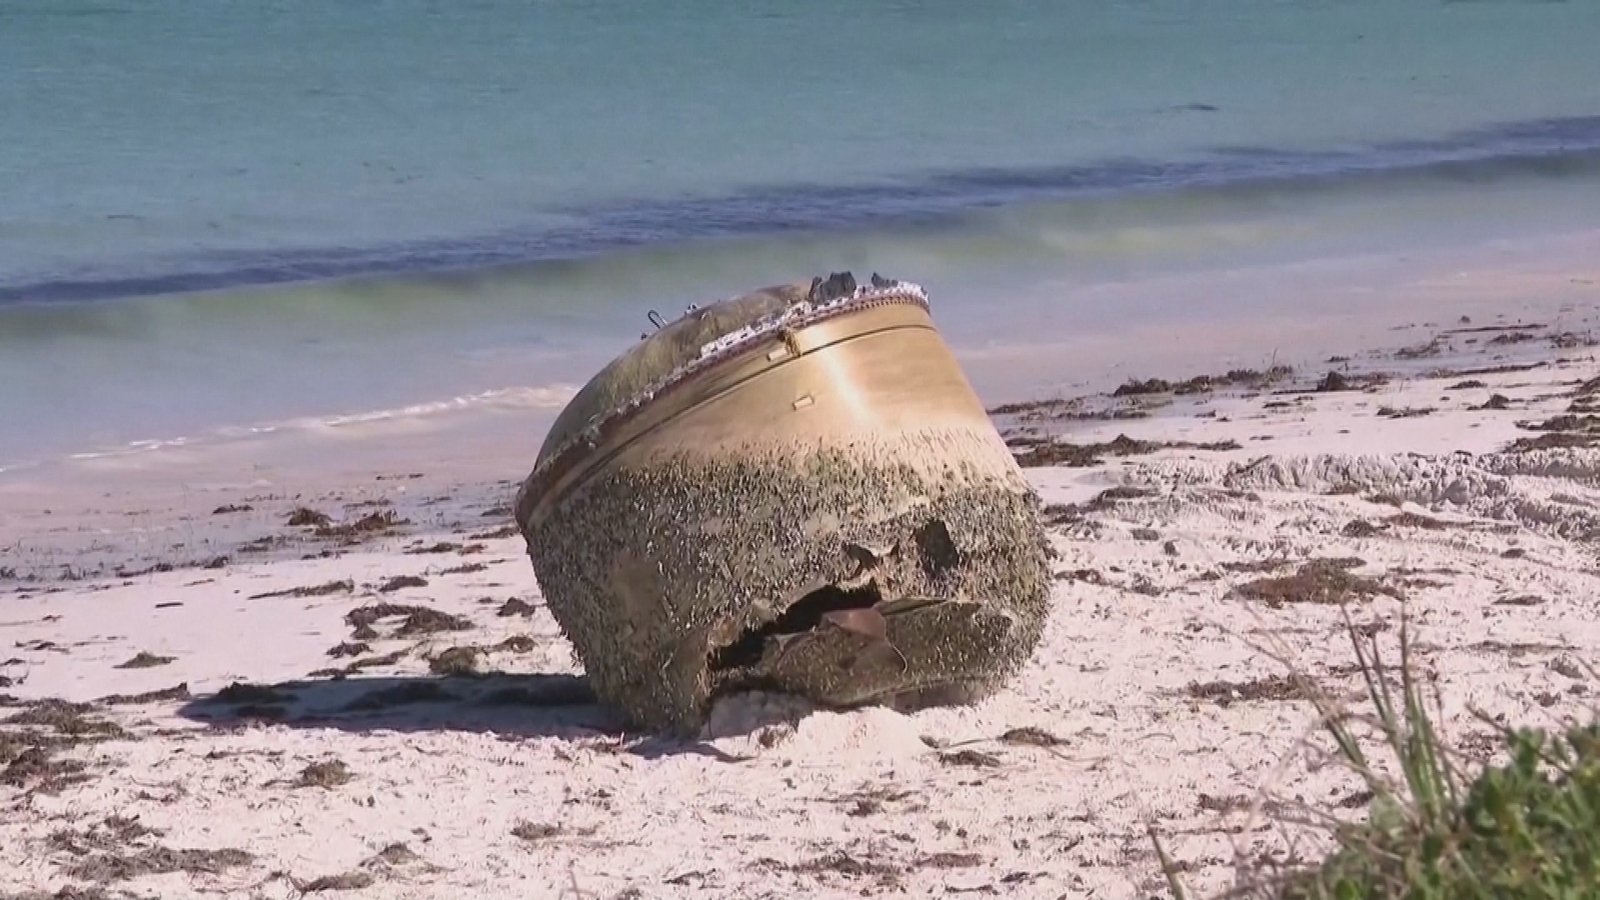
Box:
left=1159, top=613, right=1600, bottom=899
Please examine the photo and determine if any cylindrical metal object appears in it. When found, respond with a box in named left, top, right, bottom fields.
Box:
left=516, top=274, right=1049, bottom=731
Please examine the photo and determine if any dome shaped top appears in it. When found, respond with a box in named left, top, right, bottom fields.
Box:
left=535, top=272, right=922, bottom=468
left=537, top=282, right=804, bottom=467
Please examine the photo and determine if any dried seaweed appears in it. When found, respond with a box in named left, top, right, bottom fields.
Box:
left=250, top=579, right=354, bottom=600
left=99, top=684, right=190, bottom=706
left=63, top=846, right=254, bottom=883
left=113, top=652, right=174, bottom=670
left=1232, top=559, right=1400, bottom=608
left=1014, top=434, right=1240, bottom=469
left=1185, top=673, right=1308, bottom=707
left=293, top=759, right=354, bottom=789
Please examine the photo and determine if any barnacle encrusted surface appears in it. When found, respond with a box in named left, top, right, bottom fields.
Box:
left=522, top=427, right=1050, bottom=732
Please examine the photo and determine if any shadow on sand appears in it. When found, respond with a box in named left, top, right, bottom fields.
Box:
left=173, top=672, right=756, bottom=761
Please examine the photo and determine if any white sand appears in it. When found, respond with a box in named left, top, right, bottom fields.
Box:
left=5, top=302, right=1600, bottom=898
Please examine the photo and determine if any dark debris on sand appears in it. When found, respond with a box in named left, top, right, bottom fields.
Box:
left=293, top=758, right=354, bottom=789
left=1043, top=486, right=1157, bottom=526
left=49, top=815, right=163, bottom=856
left=370, top=843, right=421, bottom=866
left=999, top=726, right=1065, bottom=747
left=391, top=607, right=472, bottom=636
left=315, top=511, right=408, bottom=542
left=1569, top=376, right=1600, bottom=409
left=1507, top=414, right=1600, bottom=453
left=939, top=749, right=1003, bottom=769
left=297, top=871, right=375, bottom=892
left=286, top=508, right=332, bottom=528
left=1231, top=559, right=1401, bottom=608
left=1548, top=331, right=1597, bottom=349
left=1376, top=406, right=1435, bottom=419
left=1492, top=594, right=1547, bottom=608
left=785, top=850, right=903, bottom=883
left=2, top=700, right=125, bottom=795
left=1519, top=413, right=1600, bottom=433
left=496, top=597, right=540, bottom=617
left=1111, top=366, right=1294, bottom=398
left=249, top=579, right=354, bottom=600
left=1387, top=511, right=1458, bottom=531
left=326, top=642, right=371, bottom=659
left=99, top=684, right=190, bottom=706
left=917, top=851, right=985, bottom=869
left=6, top=700, right=125, bottom=739
left=991, top=368, right=1292, bottom=421
left=1430, top=361, right=1545, bottom=380
left=405, top=541, right=464, bottom=555
left=428, top=646, right=482, bottom=676
left=310, top=648, right=410, bottom=680
left=1011, top=433, right=1240, bottom=469
left=341, top=649, right=407, bottom=673
left=1394, top=336, right=1449, bottom=360
left=1506, top=432, right=1600, bottom=453
left=511, top=821, right=562, bottom=843
left=211, top=682, right=293, bottom=705
left=985, top=395, right=1075, bottom=416
left=1341, top=519, right=1386, bottom=538
left=376, top=575, right=428, bottom=594
left=63, top=846, right=254, bottom=883
left=236, top=536, right=287, bottom=555
left=1197, top=792, right=1252, bottom=814
left=1185, top=673, right=1312, bottom=707
left=1315, top=370, right=1390, bottom=393
left=345, top=602, right=471, bottom=636
left=110, top=562, right=173, bottom=579
left=1, top=738, right=90, bottom=793
left=113, top=652, right=174, bottom=670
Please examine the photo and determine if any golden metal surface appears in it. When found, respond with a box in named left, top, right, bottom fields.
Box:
left=523, top=300, right=1001, bottom=524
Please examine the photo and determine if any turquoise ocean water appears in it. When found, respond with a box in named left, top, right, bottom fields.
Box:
left=3, top=0, right=1599, bottom=468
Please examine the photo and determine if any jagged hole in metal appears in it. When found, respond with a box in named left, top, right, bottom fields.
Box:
left=707, top=583, right=882, bottom=673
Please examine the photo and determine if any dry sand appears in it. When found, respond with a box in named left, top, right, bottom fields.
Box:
left=5, top=303, right=1600, bottom=898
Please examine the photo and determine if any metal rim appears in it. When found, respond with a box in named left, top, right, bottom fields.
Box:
left=519, top=281, right=931, bottom=515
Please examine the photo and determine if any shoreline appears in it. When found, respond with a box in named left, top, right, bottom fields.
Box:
left=5, top=224, right=1599, bottom=480
left=4, top=275, right=1600, bottom=897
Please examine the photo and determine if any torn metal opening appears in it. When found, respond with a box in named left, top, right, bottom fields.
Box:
left=708, top=582, right=882, bottom=673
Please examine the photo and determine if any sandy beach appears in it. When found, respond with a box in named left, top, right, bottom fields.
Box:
left=5, top=284, right=1600, bottom=899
